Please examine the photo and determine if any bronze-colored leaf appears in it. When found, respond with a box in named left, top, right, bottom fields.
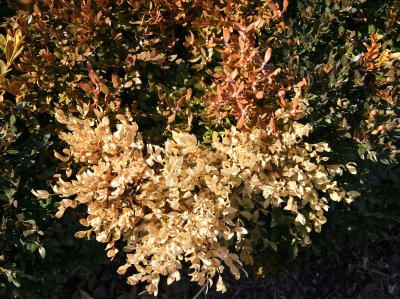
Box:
left=80, top=82, right=94, bottom=92
left=100, top=84, right=110, bottom=95
left=223, top=28, right=230, bottom=43
left=283, top=0, right=289, bottom=11
left=89, top=70, right=99, bottom=85
left=264, top=48, right=272, bottom=64
left=124, top=81, right=133, bottom=88
left=112, top=74, right=122, bottom=88
left=237, top=115, right=245, bottom=128
left=167, top=112, right=176, bottom=123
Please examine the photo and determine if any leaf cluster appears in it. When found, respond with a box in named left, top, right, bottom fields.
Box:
left=35, top=105, right=358, bottom=294
left=0, top=0, right=399, bottom=296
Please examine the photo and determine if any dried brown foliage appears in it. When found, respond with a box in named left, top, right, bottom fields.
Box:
left=3, top=0, right=300, bottom=138
left=182, top=0, right=297, bottom=129
left=34, top=103, right=358, bottom=294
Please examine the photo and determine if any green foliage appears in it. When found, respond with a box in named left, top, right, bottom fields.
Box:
left=0, top=20, right=124, bottom=299
left=261, top=0, right=400, bottom=274
left=254, top=0, right=400, bottom=275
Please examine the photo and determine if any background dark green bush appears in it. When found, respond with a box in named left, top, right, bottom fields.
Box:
left=0, top=3, right=126, bottom=299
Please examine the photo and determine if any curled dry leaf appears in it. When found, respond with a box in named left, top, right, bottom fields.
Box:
left=31, top=189, right=51, bottom=199
left=346, top=163, right=357, bottom=175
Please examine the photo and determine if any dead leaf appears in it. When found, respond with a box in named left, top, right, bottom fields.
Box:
left=89, top=70, right=99, bottom=85
left=283, top=0, right=289, bottom=11
left=237, top=115, right=246, bottom=128
left=264, top=48, right=272, bottom=64
left=80, top=82, right=94, bottom=92
left=112, top=74, right=122, bottom=88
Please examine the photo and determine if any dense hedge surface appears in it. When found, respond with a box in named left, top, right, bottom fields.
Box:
left=0, top=0, right=399, bottom=298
